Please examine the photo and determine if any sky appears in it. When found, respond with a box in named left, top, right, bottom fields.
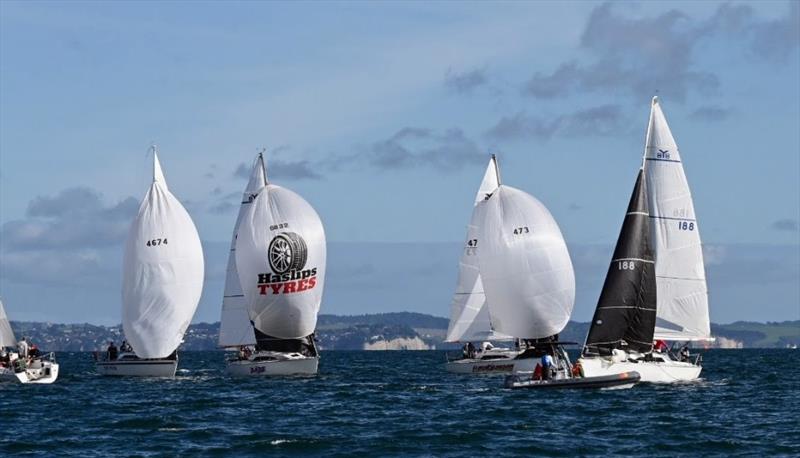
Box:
left=1, top=1, right=798, bottom=325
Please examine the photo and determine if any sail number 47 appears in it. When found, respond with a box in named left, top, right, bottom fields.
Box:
left=146, top=238, right=168, bottom=246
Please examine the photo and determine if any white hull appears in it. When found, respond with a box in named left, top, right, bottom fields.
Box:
left=0, top=360, right=59, bottom=384
left=445, top=350, right=536, bottom=374
left=226, top=352, right=318, bottom=376
left=96, top=358, right=178, bottom=377
left=578, top=353, right=701, bottom=383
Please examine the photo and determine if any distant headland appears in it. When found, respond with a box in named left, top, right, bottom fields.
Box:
left=9, top=313, right=799, bottom=352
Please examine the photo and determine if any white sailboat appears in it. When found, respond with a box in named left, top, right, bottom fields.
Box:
left=0, top=299, right=59, bottom=384
left=96, top=148, right=205, bottom=377
left=578, top=97, right=710, bottom=383
left=229, top=153, right=325, bottom=376
left=445, top=155, right=576, bottom=374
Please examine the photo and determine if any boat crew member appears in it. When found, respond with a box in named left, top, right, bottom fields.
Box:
left=17, top=337, right=29, bottom=359
left=107, top=341, right=118, bottom=361
left=466, top=342, right=476, bottom=359
left=541, top=353, right=554, bottom=380
left=654, top=340, right=668, bottom=353
left=680, top=345, right=690, bottom=362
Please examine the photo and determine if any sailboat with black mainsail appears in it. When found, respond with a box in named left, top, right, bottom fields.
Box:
left=445, top=154, right=576, bottom=374
left=0, top=299, right=59, bottom=384
left=227, top=153, right=325, bottom=376
left=577, top=97, right=710, bottom=383
left=96, top=148, right=205, bottom=377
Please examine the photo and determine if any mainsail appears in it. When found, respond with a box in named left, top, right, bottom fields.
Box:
left=584, top=169, right=657, bottom=354
left=644, top=97, right=711, bottom=341
left=446, top=155, right=512, bottom=342
left=0, top=299, right=17, bottom=348
left=122, top=151, right=205, bottom=359
left=235, top=165, right=326, bottom=340
left=477, top=172, right=575, bottom=339
left=217, top=155, right=266, bottom=348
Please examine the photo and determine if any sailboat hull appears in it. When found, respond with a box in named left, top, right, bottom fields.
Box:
left=577, top=354, right=701, bottom=383
left=226, top=353, right=319, bottom=376
left=0, top=360, right=59, bottom=384
left=445, top=350, right=536, bottom=374
left=96, top=358, right=178, bottom=377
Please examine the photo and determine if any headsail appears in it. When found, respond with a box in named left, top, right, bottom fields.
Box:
left=477, top=178, right=575, bottom=339
left=218, top=154, right=266, bottom=347
left=446, top=156, right=512, bottom=342
left=584, top=169, right=657, bottom=354
left=235, top=167, right=326, bottom=339
left=0, top=299, right=17, bottom=348
left=122, top=150, right=205, bottom=358
left=644, top=97, right=711, bottom=340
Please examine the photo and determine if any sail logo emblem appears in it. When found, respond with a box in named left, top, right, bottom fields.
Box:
left=268, top=232, right=308, bottom=274
left=656, top=149, right=670, bottom=159
left=257, top=232, right=318, bottom=295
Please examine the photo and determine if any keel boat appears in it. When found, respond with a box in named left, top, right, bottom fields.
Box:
left=0, top=299, right=59, bottom=384
left=228, top=153, right=325, bottom=376
left=577, top=97, right=710, bottom=383
left=97, top=148, right=204, bottom=377
left=444, top=155, right=576, bottom=374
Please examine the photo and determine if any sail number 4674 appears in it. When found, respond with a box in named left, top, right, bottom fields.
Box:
left=146, top=238, right=168, bottom=246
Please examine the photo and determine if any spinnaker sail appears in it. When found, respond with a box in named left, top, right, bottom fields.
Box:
left=235, top=166, right=326, bottom=339
left=122, top=151, right=205, bottom=359
left=477, top=164, right=575, bottom=339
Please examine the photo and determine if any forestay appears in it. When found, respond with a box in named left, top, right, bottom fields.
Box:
left=644, top=97, right=711, bottom=340
left=0, top=299, right=17, bottom=348
left=122, top=152, right=205, bottom=359
left=235, top=180, right=326, bottom=339
left=218, top=155, right=265, bottom=348
left=478, top=185, right=575, bottom=339
left=446, top=156, right=512, bottom=342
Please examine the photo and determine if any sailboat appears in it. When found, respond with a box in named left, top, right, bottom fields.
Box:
left=0, top=299, right=59, bottom=384
left=445, top=155, right=576, bottom=374
left=228, top=153, right=325, bottom=376
left=96, top=148, right=205, bottom=377
left=577, top=97, right=710, bottom=383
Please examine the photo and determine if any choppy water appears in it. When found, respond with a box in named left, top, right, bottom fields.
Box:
left=2, top=349, right=799, bottom=457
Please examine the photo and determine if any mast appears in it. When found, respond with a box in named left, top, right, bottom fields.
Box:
left=584, top=169, right=657, bottom=354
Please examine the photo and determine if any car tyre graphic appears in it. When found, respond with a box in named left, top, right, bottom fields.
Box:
left=268, top=232, right=308, bottom=273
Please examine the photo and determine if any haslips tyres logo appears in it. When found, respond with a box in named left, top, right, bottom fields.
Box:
left=257, top=232, right=318, bottom=295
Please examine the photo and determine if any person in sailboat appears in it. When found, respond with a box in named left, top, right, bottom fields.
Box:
left=107, top=341, right=118, bottom=361
left=541, top=353, right=554, bottom=380
left=654, top=339, right=668, bottom=353
left=17, top=337, right=29, bottom=359
left=466, top=342, right=476, bottom=359
left=680, top=345, right=691, bottom=362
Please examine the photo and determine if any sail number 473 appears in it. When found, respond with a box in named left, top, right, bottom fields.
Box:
left=513, top=226, right=530, bottom=235
left=146, top=238, right=168, bottom=246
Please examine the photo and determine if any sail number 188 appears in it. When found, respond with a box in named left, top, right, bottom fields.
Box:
left=678, top=221, right=695, bottom=231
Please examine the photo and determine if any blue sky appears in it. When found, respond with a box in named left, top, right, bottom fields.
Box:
left=1, top=1, right=798, bottom=325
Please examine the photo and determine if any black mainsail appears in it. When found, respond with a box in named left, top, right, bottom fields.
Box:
left=584, top=169, right=656, bottom=355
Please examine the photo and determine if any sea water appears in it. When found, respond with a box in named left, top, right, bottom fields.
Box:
left=2, top=349, right=798, bottom=457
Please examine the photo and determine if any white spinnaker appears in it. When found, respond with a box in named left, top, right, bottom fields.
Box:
left=122, top=152, right=205, bottom=358
left=478, top=185, right=575, bottom=339
left=235, top=184, right=326, bottom=339
left=446, top=156, right=512, bottom=342
left=218, top=156, right=265, bottom=347
left=644, top=97, right=711, bottom=340
left=0, top=299, right=17, bottom=348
